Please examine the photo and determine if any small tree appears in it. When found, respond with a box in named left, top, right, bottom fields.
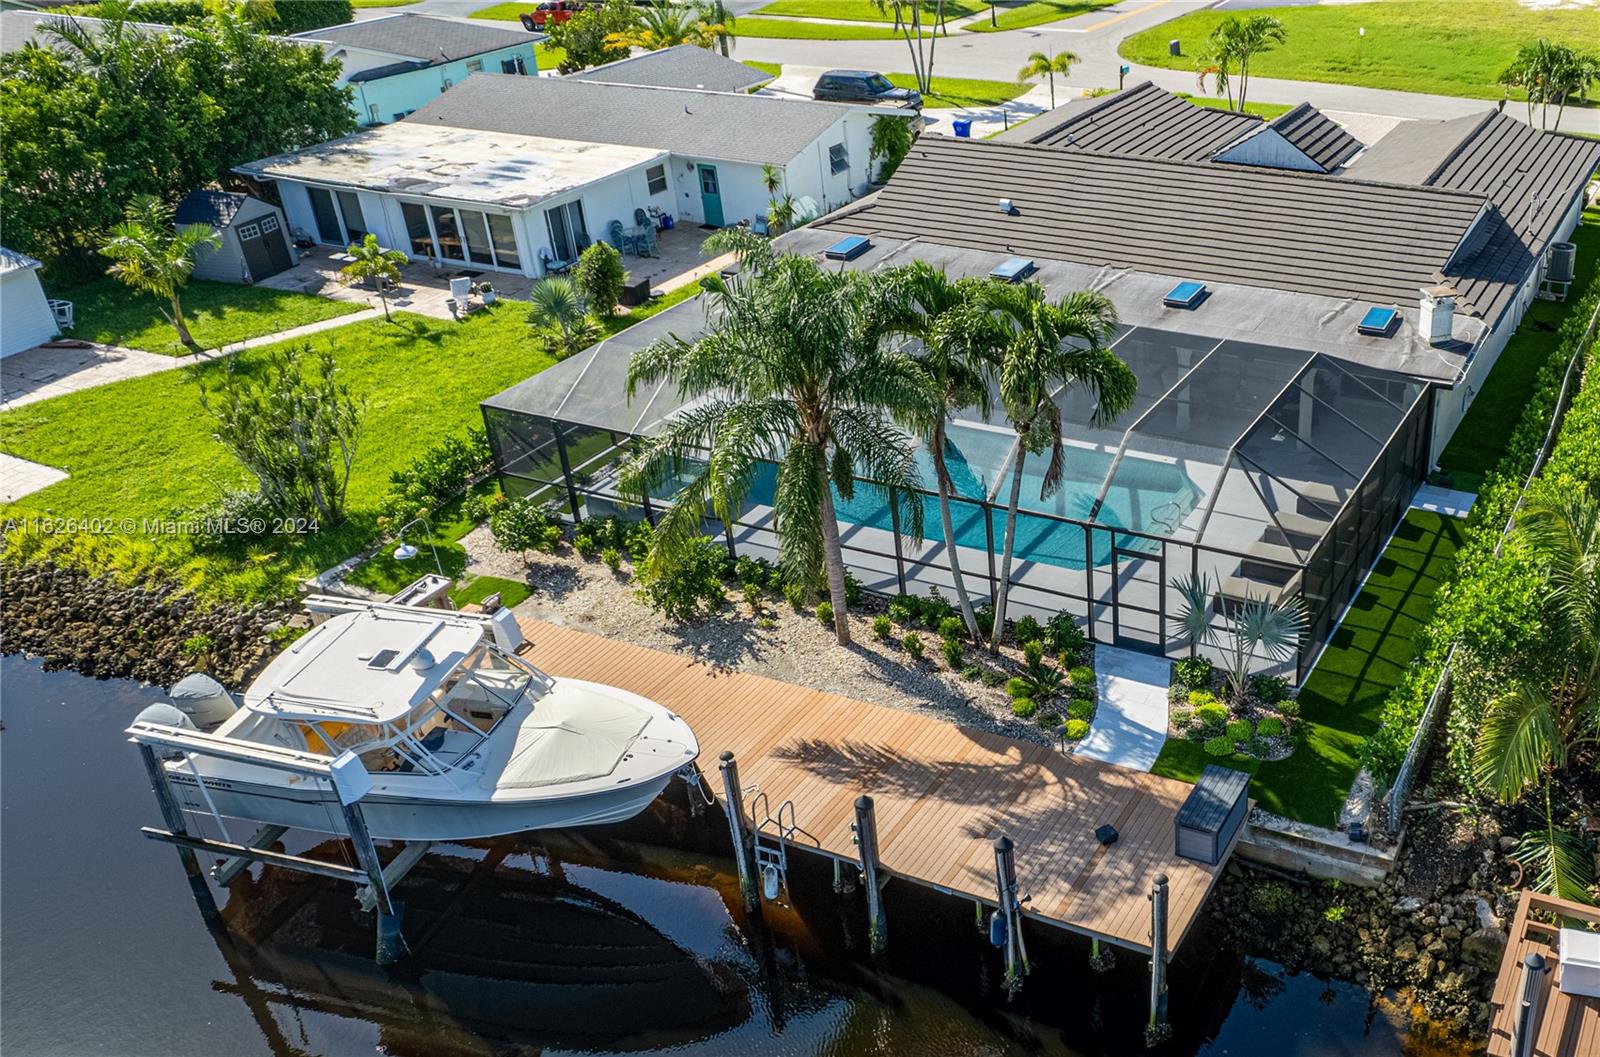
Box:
left=339, top=233, right=407, bottom=321
left=99, top=194, right=221, bottom=350
left=1017, top=49, right=1078, bottom=110
left=868, top=114, right=914, bottom=183
left=545, top=0, right=637, bottom=73
left=1500, top=40, right=1600, bottom=131
left=527, top=276, right=599, bottom=359
left=873, top=0, right=946, bottom=94
left=1206, top=14, right=1285, bottom=112
left=199, top=342, right=364, bottom=524
left=573, top=240, right=626, bottom=313
left=1173, top=573, right=1307, bottom=705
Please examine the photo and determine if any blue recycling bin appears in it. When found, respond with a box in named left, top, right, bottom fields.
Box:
left=952, top=117, right=973, bottom=138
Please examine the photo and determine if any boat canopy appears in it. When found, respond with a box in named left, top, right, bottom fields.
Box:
left=492, top=682, right=653, bottom=789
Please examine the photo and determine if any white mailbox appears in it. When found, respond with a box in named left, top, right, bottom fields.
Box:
left=1558, top=928, right=1600, bottom=997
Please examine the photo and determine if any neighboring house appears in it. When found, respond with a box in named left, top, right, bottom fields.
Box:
left=236, top=71, right=898, bottom=278
left=175, top=190, right=296, bottom=284
left=567, top=43, right=773, bottom=94
left=1, top=248, right=58, bottom=358
left=293, top=14, right=541, bottom=127
left=0, top=7, right=170, bottom=52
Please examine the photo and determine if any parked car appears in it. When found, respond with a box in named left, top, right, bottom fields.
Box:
left=519, top=1, right=594, bottom=30
left=812, top=70, right=922, bottom=109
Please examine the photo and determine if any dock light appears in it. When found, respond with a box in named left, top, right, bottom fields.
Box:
left=393, top=542, right=419, bottom=562
left=391, top=516, right=445, bottom=578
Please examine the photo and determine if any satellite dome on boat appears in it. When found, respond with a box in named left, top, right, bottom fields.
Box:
left=168, top=673, right=238, bottom=729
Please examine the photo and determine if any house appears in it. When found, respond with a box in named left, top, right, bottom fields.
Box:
left=237, top=71, right=900, bottom=277
left=292, top=14, right=541, bottom=127
left=567, top=43, right=774, bottom=94
left=174, top=191, right=296, bottom=284
left=1, top=248, right=59, bottom=358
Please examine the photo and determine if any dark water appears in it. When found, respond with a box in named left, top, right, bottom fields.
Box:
left=1, top=655, right=1430, bottom=1057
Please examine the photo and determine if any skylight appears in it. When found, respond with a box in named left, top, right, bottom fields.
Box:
left=824, top=235, right=871, bottom=261
left=991, top=257, right=1036, bottom=283
left=1356, top=306, right=1399, bottom=337
left=1163, top=281, right=1208, bottom=309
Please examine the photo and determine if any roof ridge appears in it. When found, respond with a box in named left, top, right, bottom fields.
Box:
left=1018, top=80, right=1157, bottom=141
left=1421, top=109, right=1499, bottom=186
left=1269, top=101, right=1315, bottom=127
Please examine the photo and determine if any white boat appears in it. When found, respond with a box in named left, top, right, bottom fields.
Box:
left=138, top=598, right=699, bottom=842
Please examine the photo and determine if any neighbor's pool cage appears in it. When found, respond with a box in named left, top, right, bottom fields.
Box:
left=481, top=303, right=1432, bottom=681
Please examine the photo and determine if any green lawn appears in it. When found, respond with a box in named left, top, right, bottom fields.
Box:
left=451, top=575, right=533, bottom=610
left=469, top=2, right=534, bottom=20
left=733, top=17, right=912, bottom=39
left=1150, top=738, right=1262, bottom=785
left=1178, top=93, right=1294, bottom=121
left=537, top=43, right=566, bottom=70
left=63, top=278, right=362, bottom=357
left=888, top=73, right=1028, bottom=109
left=1439, top=209, right=1600, bottom=485
left=745, top=60, right=783, bottom=79
left=751, top=0, right=983, bottom=21
left=1119, top=1, right=1600, bottom=102
left=351, top=0, right=418, bottom=7
left=965, top=0, right=1114, bottom=33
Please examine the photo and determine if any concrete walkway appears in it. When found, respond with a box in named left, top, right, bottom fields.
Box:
left=1411, top=484, right=1478, bottom=519
left=0, top=308, right=381, bottom=411
left=1076, top=645, right=1171, bottom=772
left=1, top=452, right=67, bottom=501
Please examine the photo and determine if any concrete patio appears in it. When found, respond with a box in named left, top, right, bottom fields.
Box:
left=257, top=224, right=732, bottom=321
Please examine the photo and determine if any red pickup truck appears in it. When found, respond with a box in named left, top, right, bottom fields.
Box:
left=518, top=1, right=593, bottom=30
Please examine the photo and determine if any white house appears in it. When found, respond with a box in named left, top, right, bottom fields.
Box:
left=236, top=67, right=904, bottom=278
left=1, top=248, right=58, bottom=358
left=293, top=14, right=541, bottom=128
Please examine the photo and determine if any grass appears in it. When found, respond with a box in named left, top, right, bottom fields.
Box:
left=745, top=60, right=783, bottom=79
left=732, top=17, right=912, bottom=39
left=468, top=2, right=536, bottom=20
left=1177, top=93, right=1294, bottom=121
left=600, top=281, right=704, bottom=338
left=1438, top=209, right=1600, bottom=486
left=750, top=0, right=983, bottom=21
left=63, top=278, right=362, bottom=357
left=887, top=73, right=1028, bottom=109
left=1150, top=739, right=1261, bottom=784
left=350, top=0, right=418, bottom=7
left=1119, top=1, right=1600, bottom=102
left=965, top=0, right=1114, bottom=33
left=537, top=43, right=566, bottom=70
left=451, top=575, right=533, bottom=610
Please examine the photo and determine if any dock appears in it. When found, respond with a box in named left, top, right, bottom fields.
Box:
left=515, top=617, right=1234, bottom=959
left=1486, top=889, right=1600, bottom=1057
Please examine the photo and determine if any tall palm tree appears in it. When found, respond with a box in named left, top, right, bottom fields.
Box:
left=339, top=233, right=408, bottom=322
left=986, top=283, right=1135, bottom=650
left=1211, top=14, right=1285, bottom=112
left=526, top=276, right=596, bottom=359
left=890, top=263, right=1003, bottom=639
left=99, top=194, right=221, bottom=351
left=695, top=0, right=735, bottom=57
left=1016, top=49, right=1078, bottom=110
left=619, top=233, right=932, bottom=645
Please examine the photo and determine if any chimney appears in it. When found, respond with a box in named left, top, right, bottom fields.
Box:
left=1419, top=284, right=1457, bottom=346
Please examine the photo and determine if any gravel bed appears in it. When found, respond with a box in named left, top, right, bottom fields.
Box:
left=461, top=525, right=1053, bottom=743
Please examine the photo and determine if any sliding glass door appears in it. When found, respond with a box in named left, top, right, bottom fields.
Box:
left=401, top=202, right=433, bottom=257
left=307, top=187, right=342, bottom=244
left=487, top=213, right=520, bottom=270
left=544, top=200, right=589, bottom=264
left=460, top=209, right=495, bottom=267
left=336, top=191, right=368, bottom=244
left=429, top=205, right=464, bottom=261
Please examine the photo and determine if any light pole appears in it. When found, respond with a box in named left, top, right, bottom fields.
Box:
left=392, top=516, right=445, bottom=579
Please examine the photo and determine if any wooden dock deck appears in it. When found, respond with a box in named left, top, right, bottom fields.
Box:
left=516, top=618, right=1232, bottom=956
left=1486, top=890, right=1600, bottom=1057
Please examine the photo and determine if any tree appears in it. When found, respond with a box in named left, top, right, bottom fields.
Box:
left=527, top=276, right=598, bottom=359
left=574, top=241, right=626, bottom=313
left=1500, top=40, right=1600, bottom=131
left=1173, top=574, right=1308, bottom=705
left=545, top=0, right=638, bottom=73
left=872, top=0, right=945, bottom=95
left=339, top=233, right=407, bottom=321
left=99, top=194, right=221, bottom=350
left=868, top=114, right=915, bottom=183
left=1017, top=49, right=1078, bottom=110
left=1207, top=14, right=1285, bottom=112
left=618, top=231, right=933, bottom=645
left=695, top=0, right=735, bottom=57
left=986, top=282, right=1135, bottom=649
left=199, top=342, right=365, bottom=524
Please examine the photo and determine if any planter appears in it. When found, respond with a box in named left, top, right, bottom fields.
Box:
left=482, top=289, right=497, bottom=305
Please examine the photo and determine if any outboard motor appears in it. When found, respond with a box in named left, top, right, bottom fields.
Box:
left=167, top=673, right=239, bottom=730
left=133, top=702, right=196, bottom=731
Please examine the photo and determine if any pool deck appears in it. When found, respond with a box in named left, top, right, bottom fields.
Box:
left=514, top=616, right=1234, bottom=957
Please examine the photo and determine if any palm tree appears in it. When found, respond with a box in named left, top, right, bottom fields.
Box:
left=618, top=232, right=932, bottom=645
left=1503, top=41, right=1600, bottom=131
left=526, top=276, right=596, bottom=359
left=1547, top=48, right=1600, bottom=132
left=890, top=263, right=1003, bottom=639
left=1213, top=14, right=1285, bottom=112
left=695, top=0, right=735, bottom=57
left=1173, top=574, right=1307, bottom=705
left=99, top=194, right=221, bottom=351
left=339, top=233, right=407, bottom=322
left=1195, top=55, right=1233, bottom=110
left=986, top=283, right=1135, bottom=649
left=1016, top=49, right=1078, bottom=110
left=607, top=1, right=729, bottom=52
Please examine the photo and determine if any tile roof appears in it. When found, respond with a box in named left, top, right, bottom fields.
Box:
left=994, top=81, right=1262, bottom=161
left=406, top=72, right=848, bottom=166
left=174, top=190, right=249, bottom=228
left=294, top=13, right=531, bottom=67
left=1268, top=103, right=1363, bottom=172
left=1340, top=112, right=1491, bottom=186
left=815, top=135, right=1487, bottom=310
left=568, top=44, right=772, bottom=93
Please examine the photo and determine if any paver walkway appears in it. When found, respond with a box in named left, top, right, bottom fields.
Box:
left=1410, top=484, right=1477, bottom=519
left=1076, top=646, right=1170, bottom=772
left=0, top=452, right=67, bottom=501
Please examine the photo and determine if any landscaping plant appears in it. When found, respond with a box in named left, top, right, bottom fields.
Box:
left=1197, top=13, right=1285, bottom=112
left=635, top=534, right=726, bottom=619
left=527, top=276, right=600, bottom=359
left=98, top=194, right=220, bottom=350
left=871, top=0, right=948, bottom=93
left=339, top=234, right=408, bottom=322
left=1499, top=39, right=1600, bottom=131
left=573, top=241, right=627, bottom=314
left=1173, top=572, right=1307, bottom=704
left=489, top=495, right=563, bottom=556
left=868, top=114, right=915, bottom=183
left=1017, top=48, right=1078, bottom=109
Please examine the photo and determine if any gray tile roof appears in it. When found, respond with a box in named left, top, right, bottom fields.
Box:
left=174, top=190, right=248, bottom=228
left=406, top=72, right=847, bottom=166
left=816, top=135, right=1487, bottom=311
left=1340, top=112, right=1491, bottom=186
left=294, top=13, right=531, bottom=66
left=1268, top=103, right=1363, bottom=172
left=994, top=81, right=1262, bottom=161
left=568, top=44, right=772, bottom=93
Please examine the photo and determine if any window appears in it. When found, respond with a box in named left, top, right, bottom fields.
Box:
left=466, top=59, right=483, bottom=73
left=866, top=74, right=893, bottom=93
left=501, top=55, right=527, bottom=75
left=336, top=191, right=368, bottom=244
left=431, top=204, right=464, bottom=260
left=828, top=144, right=848, bottom=174
left=488, top=213, right=520, bottom=270
left=236, top=222, right=261, bottom=240
left=401, top=201, right=433, bottom=257
left=461, top=208, right=494, bottom=266
left=646, top=164, right=668, bottom=195
left=544, top=200, right=589, bottom=264
left=259, top=215, right=280, bottom=234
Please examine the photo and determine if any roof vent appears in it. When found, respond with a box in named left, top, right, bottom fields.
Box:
left=1162, top=280, right=1207, bottom=309
left=824, top=234, right=871, bottom=261
left=1356, top=306, right=1399, bottom=337
left=998, top=197, right=1016, bottom=214
left=991, top=257, right=1036, bottom=283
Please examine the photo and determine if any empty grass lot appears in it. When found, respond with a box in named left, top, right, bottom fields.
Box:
left=733, top=17, right=910, bottom=39
left=64, top=278, right=362, bottom=357
left=965, top=0, right=1114, bottom=33
left=1120, top=1, right=1600, bottom=102
left=1154, top=510, right=1466, bottom=826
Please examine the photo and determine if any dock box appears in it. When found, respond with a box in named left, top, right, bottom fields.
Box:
left=1175, top=765, right=1250, bottom=865
left=1559, top=928, right=1600, bottom=997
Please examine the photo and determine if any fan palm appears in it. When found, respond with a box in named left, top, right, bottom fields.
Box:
left=1016, top=49, right=1078, bottom=110
left=1173, top=574, right=1307, bottom=704
left=339, top=233, right=408, bottom=322
left=618, top=236, right=932, bottom=645
left=607, top=2, right=729, bottom=51
left=986, top=283, right=1135, bottom=649
left=526, top=276, right=596, bottom=359
left=98, top=193, right=221, bottom=351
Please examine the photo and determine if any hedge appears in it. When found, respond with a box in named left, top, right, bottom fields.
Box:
left=1361, top=276, right=1600, bottom=785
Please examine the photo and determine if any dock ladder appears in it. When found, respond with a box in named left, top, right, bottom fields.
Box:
left=747, top=788, right=798, bottom=902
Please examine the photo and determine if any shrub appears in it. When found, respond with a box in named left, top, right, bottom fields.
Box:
left=844, top=571, right=863, bottom=607
left=1011, top=696, right=1037, bottom=718
left=1251, top=674, right=1289, bottom=705
left=1022, top=666, right=1067, bottom=701
left=1172, top=656, right=1213, bottom=694
left=1071, top=679, right=1096, bottom=701
left=975, top=604, right=996, bottom=638
left=377, top=428, right=492, bottom=529
left=574, top=533, right=600, bottom=559
left=734, top=555, right=769, bottom=586
left=921, top=588, right=955, bottom=629
left=743, top=581, right=764, bottom=607
left=635, top=536, right=726, bottom=619
left=490, top=496, right=562, bottom=554
left=784, top=581, right=807, bottom=611
left=939, top=615, right=967, bottom=641
left=574, top=241, right=626, bottom=311
left=1045, top=611, right=1086, bottom=655
left=1171, top=706, right=1195, bottom=730
left=1015, top=614, right=1042, bottom=646
left=1225, top=719, right=1252, bottom=742
left=872, top=614, right=893, bottom=640
left=961, top=664, right=983, bottom=681
left=1194, top=702, right=1230, bottom=730
left=1004, top=676, right=1032, bottom=700
left=1203, top=735, right=1234, bottom=757
left=1068, top=665, right=1094, bottom=688
left=1188, top=689, right=1218, bottom=708
left=888, top=596, right=916, bottom=625
left=816, top=601, right=834, bottom=625
left=980, top=666, right=1007, bottom=688
left=601, top=546, right=623, bottom=572
left=1277, top=698, right=1301, bottom=719
left=183, top=633, right=214, bottom=656
left=1065, top=718, right=1090, bottom=741
left=941, top=635, right=964, bottom=668
left=462, top=488, right=502, bottom=525
left=626, top=519, right=655, bottom=558
left=902, top=632, right=924, bottom=659
left=1022, top=639, right=1046, bottom=670
left=1257, top=716, right=1285, bottom=738
left=190, top=487, right=276, bottom=548
left=1038, top=711, right=1063, bottom=728
left=1067, top=699, right=1095, bottom=722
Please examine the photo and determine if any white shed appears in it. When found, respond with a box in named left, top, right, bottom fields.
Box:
left=1, top=248, right=59, bottom=358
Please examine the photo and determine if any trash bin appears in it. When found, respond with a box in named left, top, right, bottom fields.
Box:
left=952, top=117, right=973, bottom=138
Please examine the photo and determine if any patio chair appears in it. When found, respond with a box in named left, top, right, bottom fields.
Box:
left=607, top=219, right=627, bottom=253
left=537, top=247, right=572, bottom=275
left=449, top=275, right=472, bottom=302
left=633, top=208, right=650, bottom=228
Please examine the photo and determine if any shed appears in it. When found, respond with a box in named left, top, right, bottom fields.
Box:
left=175, top=191, right=295, bottom=284
left=1, top=248, right=59, bottom=357
left=1174, top=765, right=1250, bottom=865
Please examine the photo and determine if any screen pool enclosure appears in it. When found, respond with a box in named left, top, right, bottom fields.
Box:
left=481, top=306, right=1432, bottom=679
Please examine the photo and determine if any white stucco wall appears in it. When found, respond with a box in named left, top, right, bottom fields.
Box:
left=341, top=45, right=539, bottom=126
left=1, top=265, right=58, bottom=357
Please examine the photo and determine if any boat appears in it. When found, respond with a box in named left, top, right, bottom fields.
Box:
left=134, top=596, right=699, bottom=842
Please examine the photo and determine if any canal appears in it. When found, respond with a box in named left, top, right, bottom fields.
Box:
left=1, top=655, right=1436, bottom=1056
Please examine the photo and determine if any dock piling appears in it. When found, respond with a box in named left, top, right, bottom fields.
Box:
left=1512, top=952, right=1547, bottom=1057
left=992, top=836, right=1029, bottom=996
left=853, top=795, right=887, bottom=954
left=718, top=751, right=759, bottom=912
left=137, top=744, right=220, bottom=925
left=1147, top=873, right=1170, bottom=1044
left=337, top=798, right=407, bottom=965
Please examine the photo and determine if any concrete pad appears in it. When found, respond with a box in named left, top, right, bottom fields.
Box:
left=1076, top=646, right=1170, bottom=772
left=1411, top=484, right=1476, bottom=519
left=1, top=453, right=67, bottom=501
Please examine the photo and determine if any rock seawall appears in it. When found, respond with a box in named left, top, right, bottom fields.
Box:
left=1, top=561, right=292, bottom=690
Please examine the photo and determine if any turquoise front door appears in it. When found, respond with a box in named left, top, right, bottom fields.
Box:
left=698, top=165, right=724, bottom=227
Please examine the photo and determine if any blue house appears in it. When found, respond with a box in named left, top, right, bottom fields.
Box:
left=294, top=14, right=541, bottom=127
